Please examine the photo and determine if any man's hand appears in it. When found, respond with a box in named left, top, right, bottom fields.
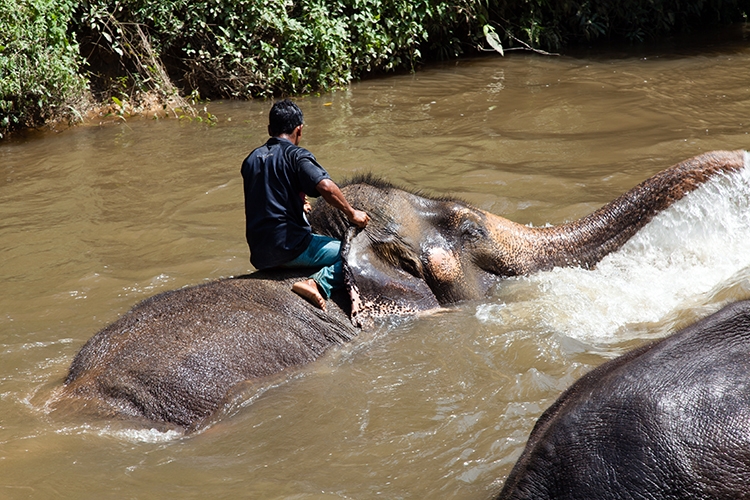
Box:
left=316, top=179, right=371, bottom=229
left=349, top=209, right=370, bottom=228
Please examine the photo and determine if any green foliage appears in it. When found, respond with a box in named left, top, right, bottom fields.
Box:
left=2, top=0, right=749, bottom=135
left=73, top=0, right=748, bottom=102
left=74, top=0, right=480, bottom=99
left=0, top=0, right=87, bottom=137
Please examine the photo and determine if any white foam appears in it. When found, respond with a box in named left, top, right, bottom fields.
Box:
left=101, top=426, right=183, bottom=443
left=54, top=423, right=183, bottom=442
left=478, top=161, right=750, bottom=343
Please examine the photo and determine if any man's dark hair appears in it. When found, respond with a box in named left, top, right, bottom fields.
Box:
left=268, top=99, right=304, bottom=136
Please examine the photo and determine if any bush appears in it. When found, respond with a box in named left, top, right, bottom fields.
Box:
left=0, top=0, right=87, bottom=137
left=2, top=0, right=748, bottom=136
left=73, top=0, right=482, bottom=99
left=73, top=0, right=750, bottom=103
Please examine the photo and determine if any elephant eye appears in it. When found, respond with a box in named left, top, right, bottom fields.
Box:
left=459, top=219, right=486, bottom=241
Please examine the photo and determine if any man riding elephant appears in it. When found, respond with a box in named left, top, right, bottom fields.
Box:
left=241, top=99, right=370, bottom=311
left=54, top=150, right=748, bottom=430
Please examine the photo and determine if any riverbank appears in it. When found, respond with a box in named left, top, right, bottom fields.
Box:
left=2, top=0, right=748, bottom=139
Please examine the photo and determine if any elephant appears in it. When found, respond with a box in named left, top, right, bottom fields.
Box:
left=495, top=299, right=750, bottom=500
left=52, top=150, right=747, bottom=431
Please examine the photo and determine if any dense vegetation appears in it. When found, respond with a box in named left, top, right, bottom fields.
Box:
left=1, top=0, right=88, bottom=136
left=1, top=0, right=748, bottom=138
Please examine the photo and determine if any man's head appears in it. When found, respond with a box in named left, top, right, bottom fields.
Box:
left=268, top=99, right=304, bottom=138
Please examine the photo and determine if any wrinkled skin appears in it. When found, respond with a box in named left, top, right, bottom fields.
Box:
left=56, top=270, right=358, bottom=430
left=52, top=151, right=747, bottom=430
left=496, top=300, right=750, bottom=500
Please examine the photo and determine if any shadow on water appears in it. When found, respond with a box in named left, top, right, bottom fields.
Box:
left=558, top=22, right=750, bottom=59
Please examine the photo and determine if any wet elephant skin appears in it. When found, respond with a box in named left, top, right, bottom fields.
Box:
left=56, top=271, right=358, bottom=430
left=496, top=300, right=750, bottom=500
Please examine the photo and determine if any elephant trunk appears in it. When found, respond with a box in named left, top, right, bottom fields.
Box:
left=482, top=150, right=748, bottom=277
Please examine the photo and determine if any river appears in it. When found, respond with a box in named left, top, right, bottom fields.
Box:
left=1, top=26, right=750, bottom=499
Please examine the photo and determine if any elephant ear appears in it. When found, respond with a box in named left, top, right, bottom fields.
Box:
left=342, top=227, right=440, bottom=329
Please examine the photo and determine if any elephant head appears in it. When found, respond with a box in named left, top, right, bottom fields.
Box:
left=308, top=178, right=512, bottom=326
left=310, top=150, right=747, bottom=327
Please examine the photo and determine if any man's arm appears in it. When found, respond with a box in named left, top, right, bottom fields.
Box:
left=316, top=179, right=370, bottom=228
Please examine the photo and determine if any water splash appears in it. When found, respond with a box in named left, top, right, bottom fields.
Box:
left=53, top=423, right=183, bottom=443
left=479, top=157, right=750, bottom=343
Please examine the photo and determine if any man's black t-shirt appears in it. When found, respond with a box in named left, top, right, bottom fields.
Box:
left=241, top=137, right=331, bottom=269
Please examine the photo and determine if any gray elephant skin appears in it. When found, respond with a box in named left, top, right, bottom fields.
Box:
left=52, top=150, right=747, bottom=430
left=496, top=299, right=750, bottom=500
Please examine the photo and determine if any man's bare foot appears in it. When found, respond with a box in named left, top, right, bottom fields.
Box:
left=292, top=279, right=326, bottom=311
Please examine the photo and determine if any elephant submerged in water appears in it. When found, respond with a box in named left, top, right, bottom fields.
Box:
left=53, top=150, right=748, bottom=430
left=495, top=299, right=750, bottom=500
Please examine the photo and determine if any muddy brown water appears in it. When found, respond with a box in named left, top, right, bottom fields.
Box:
left=2, top=27, right=750, bottom=498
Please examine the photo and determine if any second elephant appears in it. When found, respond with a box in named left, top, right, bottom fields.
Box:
left=496, top=300, right=750, bottom=499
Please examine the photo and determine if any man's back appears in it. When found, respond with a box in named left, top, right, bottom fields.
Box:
left=241, top=137, right=329, bottom=269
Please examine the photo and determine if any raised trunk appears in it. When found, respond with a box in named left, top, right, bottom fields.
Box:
left=484, top=150, right=747, bottom=276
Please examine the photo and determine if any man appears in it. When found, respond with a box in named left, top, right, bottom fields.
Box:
left=241, top=99, right=369, bottom=311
